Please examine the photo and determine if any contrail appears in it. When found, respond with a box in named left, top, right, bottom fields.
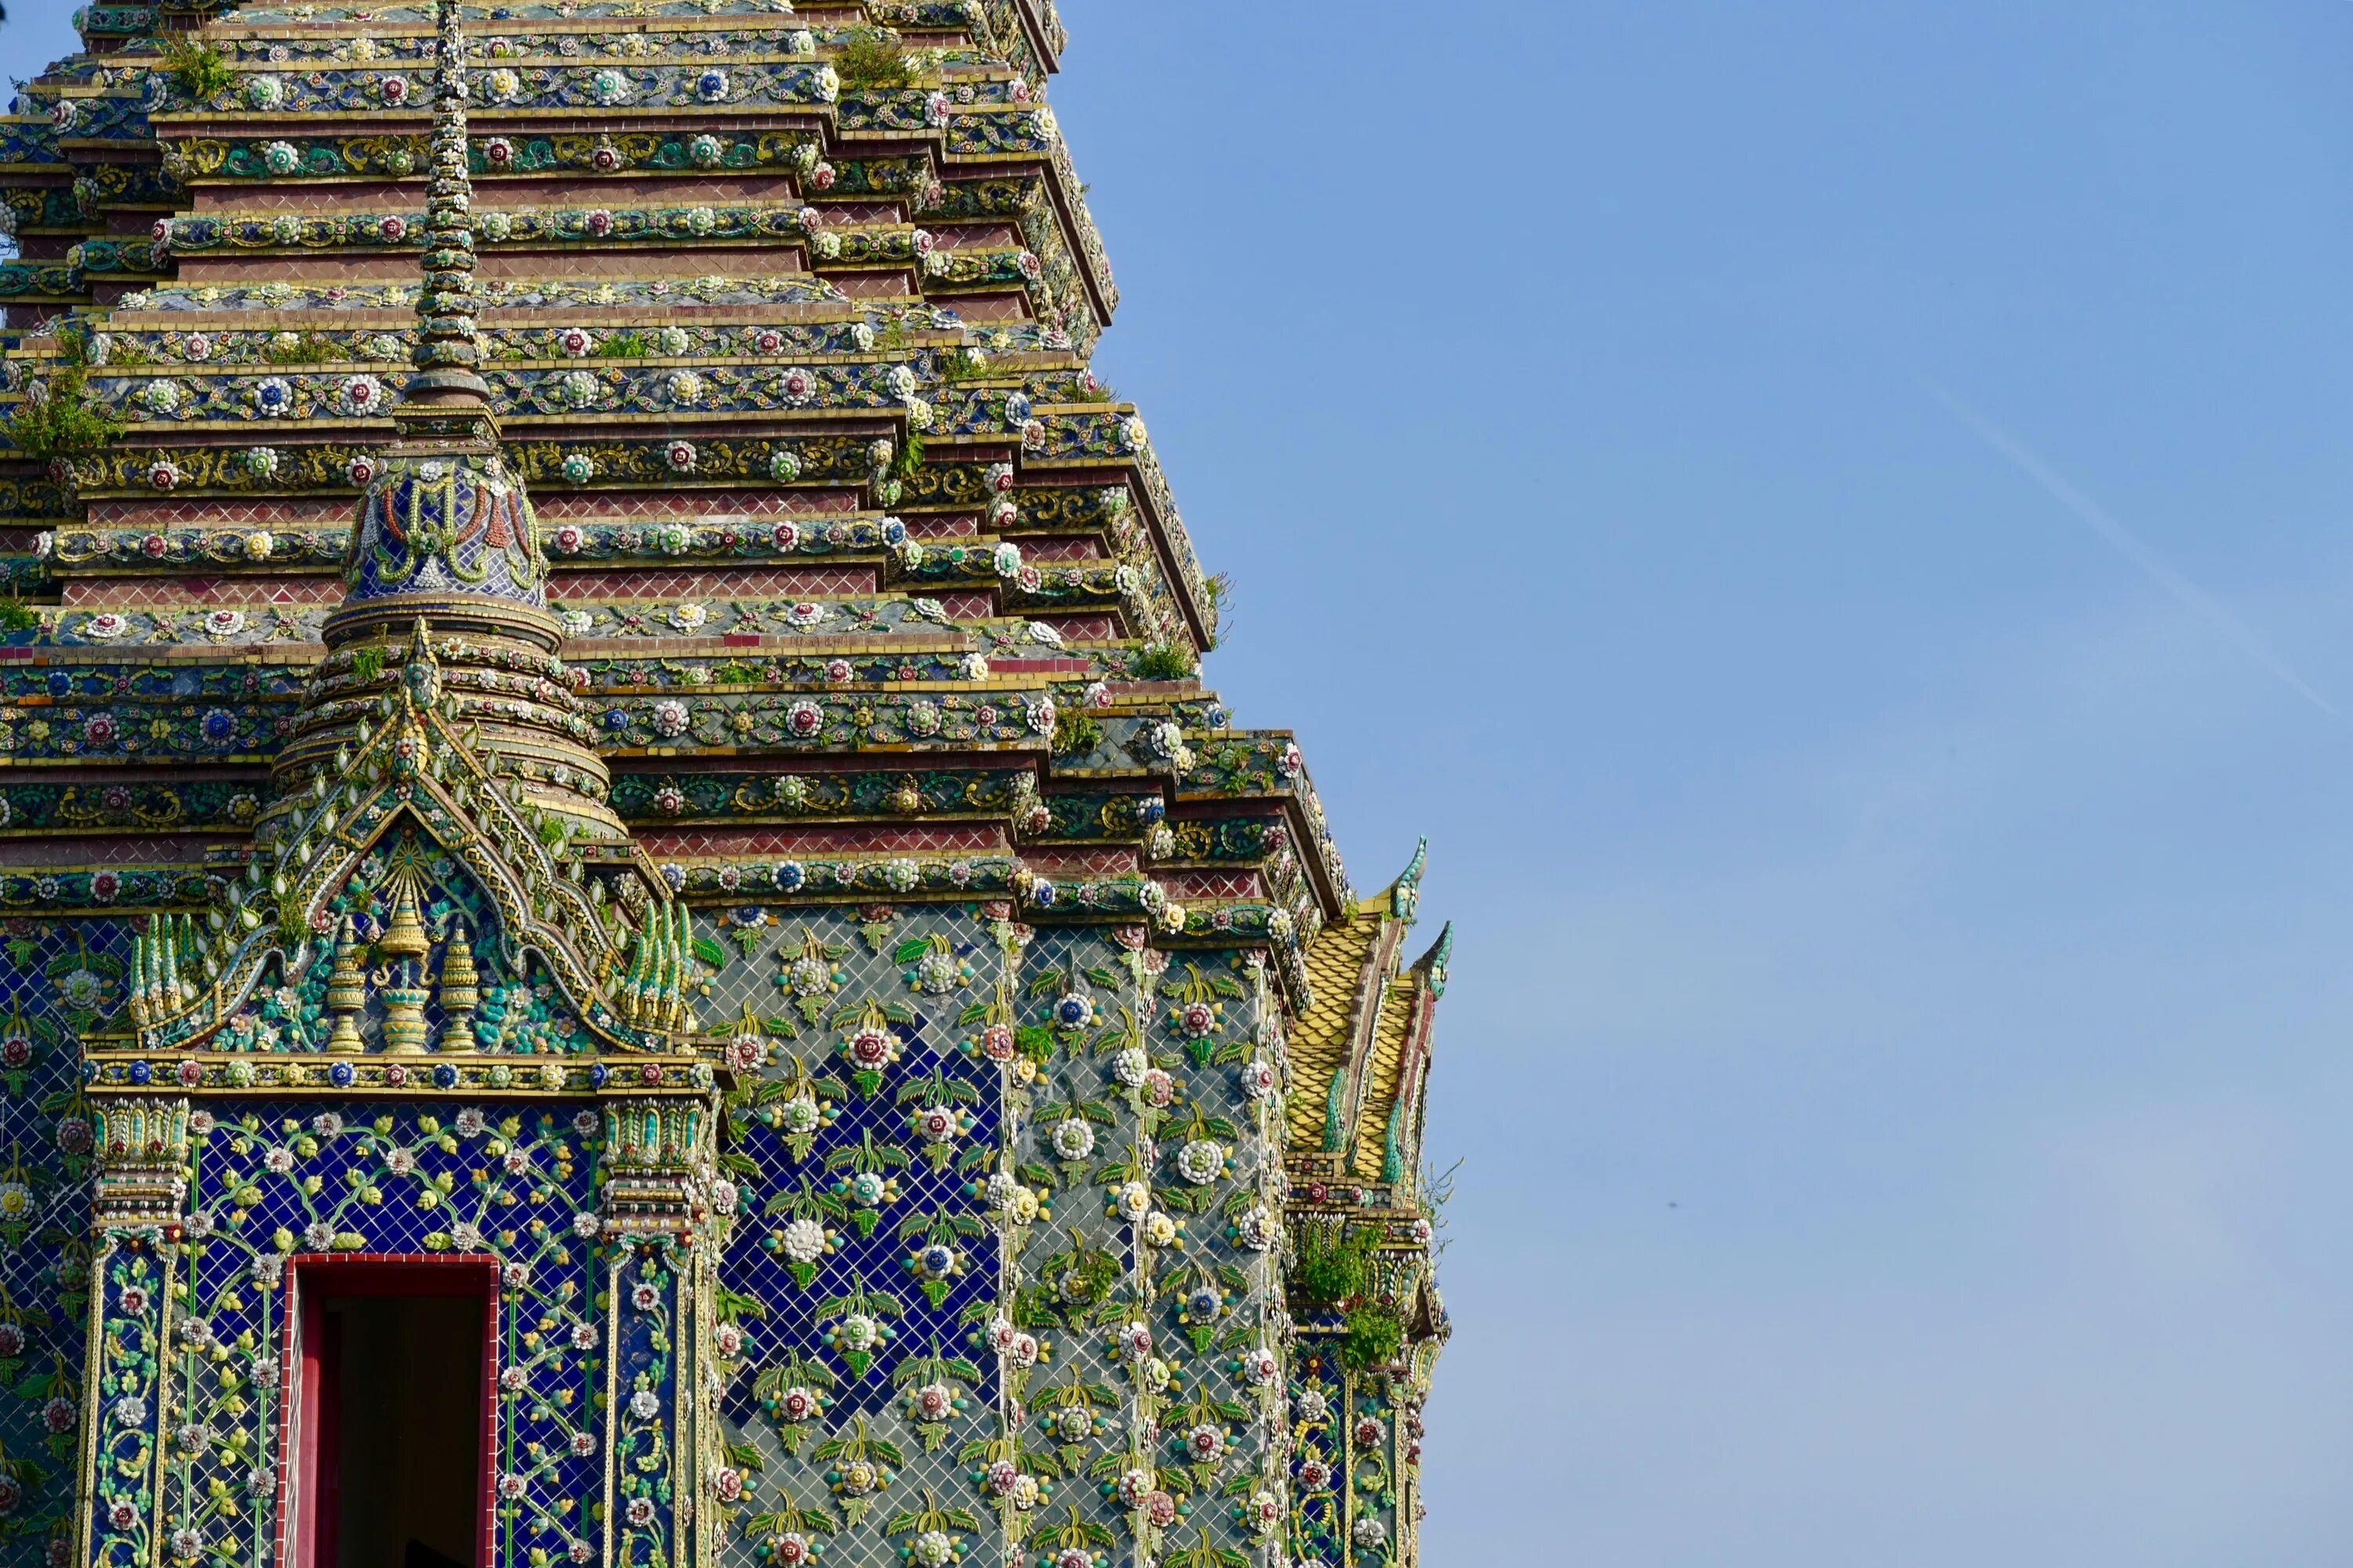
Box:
left=1918, top=376, right=2337, bottom=717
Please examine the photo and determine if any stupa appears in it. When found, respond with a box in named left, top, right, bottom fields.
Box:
left=0, top=5, right=1453, bottom=1566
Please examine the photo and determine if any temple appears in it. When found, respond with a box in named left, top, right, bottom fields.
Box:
left=0, top=5, right=1451, bottom=1566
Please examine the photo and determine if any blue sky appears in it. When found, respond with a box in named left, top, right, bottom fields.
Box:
left=1052, top=2, right=2353, bottom=1563
left=12, top=0, right=2353, bottom=1559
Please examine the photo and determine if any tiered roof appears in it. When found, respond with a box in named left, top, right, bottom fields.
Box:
left=0, top=5, right=1453, bottom=1562
left=0, top=0, right=1362, bottom=998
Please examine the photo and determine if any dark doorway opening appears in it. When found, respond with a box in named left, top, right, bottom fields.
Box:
left=292, top=1262, right=493, bottom=1568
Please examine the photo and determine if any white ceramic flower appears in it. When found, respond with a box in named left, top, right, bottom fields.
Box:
left=778, top=1217, right=827, bottom=1262
left=1176, top=1140, right=1227, bottom=1186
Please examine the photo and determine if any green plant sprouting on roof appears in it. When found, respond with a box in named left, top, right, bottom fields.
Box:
left=1338, top=1302, right=1405, bottom=1371
left=2, top=360, right=121, bottom=465
left=1291, top=1218, right=1380, bottom=1309
left=158, top=31, right=235, bottom=103
left=835, top=30, right=915, bottom=90
left=1051, top=710, right=1104, bottom=757
left=260, top=331, right=336, bottom=365
left=1130, top=643, right=1198, bottom=682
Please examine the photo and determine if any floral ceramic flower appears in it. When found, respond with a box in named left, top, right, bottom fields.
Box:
left=842, top=1023, right=896, bottom=1072
left=1176, top=1140, right=1229, bottom=1185
left=1049, top=1119, right=1095, bottom=1161
left=911, top=1104, right=962, bottom=1144
left=831, top=1314, right=883, bottom=1355
left=1110, top=1320, right=1153, bottom=1362
left=651, top=700, right=689, bottom=737
left=1231, top=1206, right=1278, bottom=1252
left=1184, top=1423, right=1228, bottom=1463
left=777, top=1217, right=828, bottom=1263
left=664, top=438, right=697, bottom=472
left=907, top=1382, right=959, bottom=1423
left=1111, top=1181, right=1151, bottom=1223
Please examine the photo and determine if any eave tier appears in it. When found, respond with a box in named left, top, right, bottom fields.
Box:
left=2, top=6, right=1107, bottom=319
left=0, top=628, right=1340, bottom=991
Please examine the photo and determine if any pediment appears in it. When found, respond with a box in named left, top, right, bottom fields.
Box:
left=119, top=632, right=704, bottom=1060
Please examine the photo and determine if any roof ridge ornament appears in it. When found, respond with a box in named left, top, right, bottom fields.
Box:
left=399, top=0, right=495, bottom=433
left=1389, top=836, right=1427, bottom=923
left=1410, top=921, right=1452, bottom=999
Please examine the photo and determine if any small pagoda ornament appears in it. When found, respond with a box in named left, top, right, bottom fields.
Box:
left=436, top=923, right=481, bottom=1053
left=324, top=915, right=365, bottom=1055
left=376, top=883, right=433, bottom=1055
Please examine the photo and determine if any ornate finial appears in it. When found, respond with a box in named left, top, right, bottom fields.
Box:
left=402, top=0, right=493, bottom=424
left=1411, top=921, right=1452, bottom=999
left=1389, top=836, right=1427, bottom=923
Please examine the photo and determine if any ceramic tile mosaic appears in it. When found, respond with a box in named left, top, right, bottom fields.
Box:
left=0, top=3, right=1451, bottom=1566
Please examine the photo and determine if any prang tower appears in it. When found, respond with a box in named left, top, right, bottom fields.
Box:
left=0, top=5, right=1453, bottom=1568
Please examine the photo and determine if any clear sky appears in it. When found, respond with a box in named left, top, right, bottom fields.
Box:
left=1047, top=4, right=2353, bottom=1563
left=12, top=1, right=2353, bottom=1561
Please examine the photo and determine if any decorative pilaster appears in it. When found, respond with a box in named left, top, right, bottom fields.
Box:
left=80, top=1097, right=188, bottom=1568
left=600, top=1096, right=715, bottom=1568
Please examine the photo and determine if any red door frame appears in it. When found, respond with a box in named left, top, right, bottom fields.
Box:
left=277, top=1254, right=500, bottom=1568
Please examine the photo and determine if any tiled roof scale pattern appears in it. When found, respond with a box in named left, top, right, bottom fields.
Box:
left=0, top=3, right=1450, bottom=1566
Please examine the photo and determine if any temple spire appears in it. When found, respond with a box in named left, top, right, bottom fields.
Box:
left=402, top=0, right=493, bottom=427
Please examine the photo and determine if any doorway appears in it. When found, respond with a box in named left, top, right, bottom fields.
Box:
left=291, top=1261, right=493, bottom=1568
